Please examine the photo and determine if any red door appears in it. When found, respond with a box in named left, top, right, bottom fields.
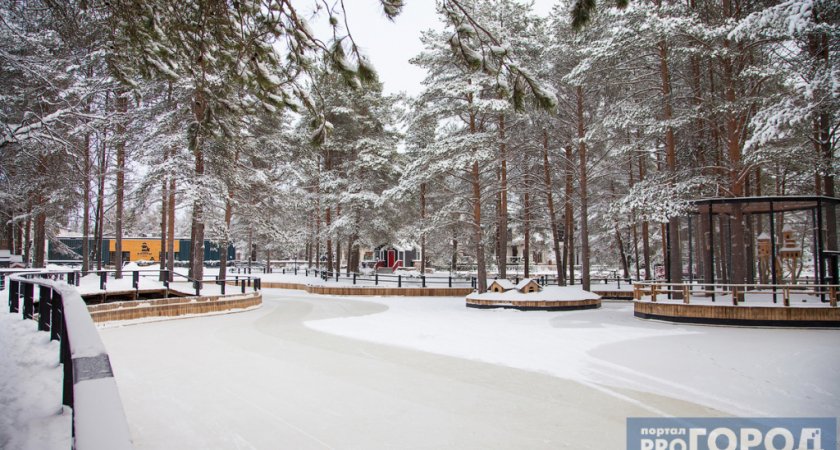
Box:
left=387, top=249, right=396, bottom=268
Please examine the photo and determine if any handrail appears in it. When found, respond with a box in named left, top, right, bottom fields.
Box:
left=8, top=273, right=133, bottom=449
left=632, top=280, right=839, bottom=307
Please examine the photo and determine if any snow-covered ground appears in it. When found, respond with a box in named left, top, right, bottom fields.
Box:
left=0, top=304, right=71, bottom=450
left=5, top=280, right=838, bottom=449
left=94, top=288, right=839, bottom=449
left=305, top=294, right=840, bottom=417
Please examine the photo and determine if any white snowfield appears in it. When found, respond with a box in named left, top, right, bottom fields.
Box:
left=98, top=288, right=840, bottom=449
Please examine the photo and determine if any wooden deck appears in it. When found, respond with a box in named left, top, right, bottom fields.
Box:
left=634, top=301, right=840, bottom=327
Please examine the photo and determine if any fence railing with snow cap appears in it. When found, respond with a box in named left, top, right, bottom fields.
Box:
left=7, top=272, right=133, bottom=450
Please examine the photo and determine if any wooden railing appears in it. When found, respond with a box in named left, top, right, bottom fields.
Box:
left=7, top=272, right=133, bottom=449
left=633, top=280, right=839, bottom=307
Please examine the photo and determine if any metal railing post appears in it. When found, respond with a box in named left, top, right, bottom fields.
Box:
left=398, top=275, right=402, bottom=288
left=422, top=275, right=426, bottom=288
left=23, top=283, right=34, bottom=319
left=60, top=316, right=73, bottom=408
left=353, top=273, right=357, bottom=285
left=50, top=290, right=61, bottom=341
left=99, top=271, right=107, bottom=291
left=38, top=285, right=51, bottom=331
left=241, top=281, right=246, bottom=294
left=375, top=273, right=379, bottom=286
left=448, top=276, right=452, bottom=288
left=9, top=279, right=19, bottom=313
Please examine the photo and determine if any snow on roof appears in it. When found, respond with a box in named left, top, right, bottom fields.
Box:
left=515, top=278, right=540, bottom=291
left=757, top=232, right=770, bottom=240
left=782, top=224, right=794, bottom=232
left=488, top=279, right=516, bottom=290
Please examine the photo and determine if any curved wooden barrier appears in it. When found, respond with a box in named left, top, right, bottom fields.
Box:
left=634, top=301, right=840, bottom=327
left=259, top=281, right=473, bottom=297
left=87, top=291, right=262, bottom=323
left=466, top=297, right=601, bottom=311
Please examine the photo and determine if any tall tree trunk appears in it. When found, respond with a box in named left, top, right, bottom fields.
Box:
left=189, top=89, right=207, bottom=281
left=325, top=206, right=333, bottom=273
left=82, top=128, right=92, bottom=274
left=577, top=86, right=591, bottom=291
left=498, top=114, right=508, bottom=278
left=346, top=236, right=354, bottom=275
left=420, top=182, right=427, bottom=273
left=167, top=163, right=176, bottom=282
left=564, top=145, right=575, bottom=284
left=33, top=195, right=45, bottom=268
left=629, top=155, right=641, bottom=280
left=307, top=210, right=313, bottom=268
left=610, top=182, right=630, bottom=279
left=810, top=24, right=837, bottom=281
left=467, top=88, right=487, bottom=293
left=159, top=156, right=168, bottom=278
left=24, top=203, right=31, bottom=267
left=114, top=93, right=127, bottom=278
left=657, top=27, right=683, bottom=289
left=220, top=194, right=233, bottom=282
left=638, top=152, right=652, bottom=279
left=722, top=0, right=746, bottom=295
left=451, top=236, right=458, bottom=273
left=471, top=159, right=486, bottom=292
left=543, top=130, right=565, bottom=285
left=96, top=123, right=107, bottom=270
left=523, top=182, right=531, bottom=279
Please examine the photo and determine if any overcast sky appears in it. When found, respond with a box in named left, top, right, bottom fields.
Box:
left=332, top=1, right=558, bottom=97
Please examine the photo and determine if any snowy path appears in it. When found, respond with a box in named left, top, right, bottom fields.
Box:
left=100, top=289, right=720, bottom=449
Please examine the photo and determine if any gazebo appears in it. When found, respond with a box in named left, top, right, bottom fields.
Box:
left=632, top=196, right=839, bottom=327
left=646, top=195, right=838, bottom=302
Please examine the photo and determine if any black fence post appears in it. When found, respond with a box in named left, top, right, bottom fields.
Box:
left=335, top=271, right=339, bottom=282
left=471, top=277, right=476, bottom=289
left=241, top=281, right=246, bottom=294
left=221, top=278, right=226, bottom=295
left=23, top=283, right=34, bottom=319
left=422, top=275, right=426, bottom=288
left=162, top=270, right=169, bottom=289
left=66, top=272, right=74, bottom=286
left=60, top=319, right=73, bottom=408
left=50, top=290, right=61, bottom=341
left=99, top=271, right=107, bottom=291
left=194, top=280, right=200, bottom=296
left=353, top=273, right=357, bottom=285
left=132, top=271, right=139, bottom=290
left=375, top=273, right=379, bottom=286
left=38, top=285, right=51, bottom=331
left=398, top=275, right=402, bottom=288
left=448, top=276, right=452, bottom=288
left=9, top=279, right=19, bottom=313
